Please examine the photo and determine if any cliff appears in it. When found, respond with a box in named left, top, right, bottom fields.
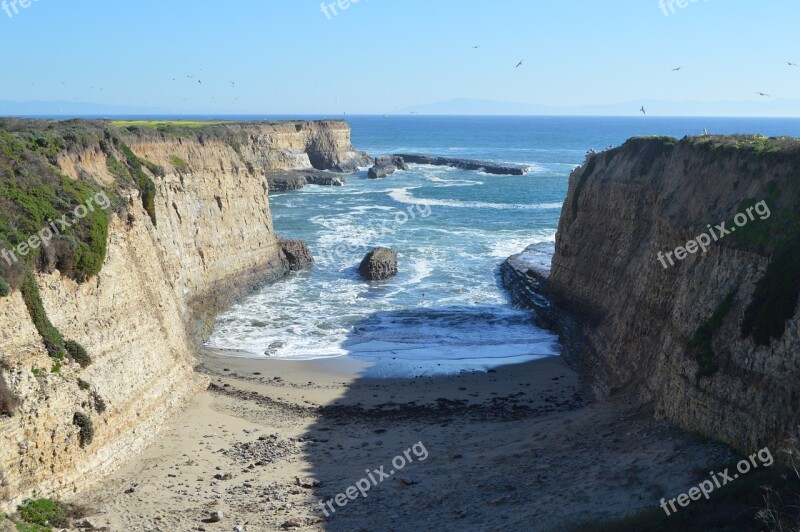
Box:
left=504, top=135, right=800, bottom=454
left=0, top=119, right=365, bottom=510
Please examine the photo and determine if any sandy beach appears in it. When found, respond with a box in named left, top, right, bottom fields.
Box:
left=75, top=351, right=734, bottom=531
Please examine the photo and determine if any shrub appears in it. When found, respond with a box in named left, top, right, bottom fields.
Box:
left=72, top=412, right=94, bottom=448
left=741, top=231, right=800, bottom=346
left=16, top=499, right=89, bottom=528
left=169, top=155, right=188, bottom=171
left=688, top=293, right=735, bottom=377
left=138, top=171, right=158, bottom=227
left=117, top=143, right=158, bottom=226
left=91, top=391, right=107, bottom=414
left=0, top=276, right=9, bottom=297
left=64, top=340, right=91, bottom=368
left=0, top=371, right=17, bottom=416
left=20, top=270, right=65, bottom=358
left=105, top=155, right=130, bottom=181
left=143, top=160, right=166, bottom=177
left=17, top=499, right=62, bottom=527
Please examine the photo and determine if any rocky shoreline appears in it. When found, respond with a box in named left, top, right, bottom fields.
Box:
left=266, top=170, right=347, bottom=192
left=394, top=154, right=529, bottom=175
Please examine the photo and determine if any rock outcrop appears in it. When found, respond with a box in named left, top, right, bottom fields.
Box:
left=0, top=119, right=362, bottom=511
left=333, top=153, right=373, bottom=174
left=395, top=154, right=528, bottom=175
left=368, top=156, right=409, bottom=179
left=266, top=170, right=345, bottom=192
left=358, top=247, right=398, bottom=281
left=503, top=135, right=800, bottom=454
left=279, top=239, right=314, bottom=271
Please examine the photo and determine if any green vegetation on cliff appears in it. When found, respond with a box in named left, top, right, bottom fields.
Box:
left=169, top=155, right=188, bottom=171
left=688, top=293, right=735, bottom=377
left=13, top=498, right=90, bottom=530
left=0, top=123, right=113, bottom=285
left=691, top=136, right=800, bottom=348
left=72, top=412, right=94, bottom=447
left=0, top=119, right=166, bottom=370
left=20, top=270, right=65, bottom=358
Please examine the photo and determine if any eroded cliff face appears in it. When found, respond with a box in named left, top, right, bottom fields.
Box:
left=0, top=120, right=363, bottom=510
left=507, top=136, right=800, bottom=454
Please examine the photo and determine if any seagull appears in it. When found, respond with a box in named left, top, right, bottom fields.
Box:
left=788, top=61, right=798, bottom=67
left=672, top=66, right=683, bottom=71
left=198, top=80, right=202, bottom=84
left=756, top=92, right=771, bottom=97
left=640, top=106, right=646, bottom=115
left=515, top=60, right=524, bottom=69
left=472, top=45, right=480, bottom=49
left=187, top=74, right=194, bottom=79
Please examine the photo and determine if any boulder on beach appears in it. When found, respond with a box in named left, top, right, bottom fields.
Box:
left=279, top=239, right=314, bottom=271
left=368, top=156, right=409, bottom=179
left=358, top=247, right=399, bottom=281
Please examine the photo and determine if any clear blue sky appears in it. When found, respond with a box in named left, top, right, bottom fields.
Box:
left=0, top=0, right=798, bottom=114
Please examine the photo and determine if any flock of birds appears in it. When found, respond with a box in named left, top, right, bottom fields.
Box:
left=633, top=61, right=797, bottom=115
left=39, top=53, right=797, bottom=115
left=479, top=47, right=796, bottom=117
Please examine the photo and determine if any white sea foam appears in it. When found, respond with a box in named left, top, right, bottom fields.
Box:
left=388, top=188, right=562, bottom=211
left=207, top=136, right=571, bottom=376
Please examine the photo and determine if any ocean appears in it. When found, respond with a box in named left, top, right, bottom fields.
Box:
left=205, top=116, right=800, bottom=377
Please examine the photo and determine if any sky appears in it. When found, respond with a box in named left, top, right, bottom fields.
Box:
left=0, top=0, right=798, bottom=115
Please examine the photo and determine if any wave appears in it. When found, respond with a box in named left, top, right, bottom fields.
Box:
left=424, top=176, right=484, bottom=187
left=388, top=188, right=563, bottom=211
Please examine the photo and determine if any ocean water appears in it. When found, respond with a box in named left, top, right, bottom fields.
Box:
left=206, top=116, right=800, bottom=376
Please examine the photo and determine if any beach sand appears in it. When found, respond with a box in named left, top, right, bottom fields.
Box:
left=77, top=351, right=734, bottom=531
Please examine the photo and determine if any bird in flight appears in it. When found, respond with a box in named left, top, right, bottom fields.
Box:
left=672, top=67, right=683, bottom=71
left=515, top=60, right=524, bottom=69
left=756, top=92, right=771, bottom=97
left=187, top=74, right=194, bottom=79
left=640, top=106, right=646, bottom=115
left=788, top=61, right=798, bottom=67
left=473, top=45, right=480, bottom=49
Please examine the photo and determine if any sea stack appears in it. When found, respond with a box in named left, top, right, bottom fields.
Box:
left=358, top=247, right=398, bottom=280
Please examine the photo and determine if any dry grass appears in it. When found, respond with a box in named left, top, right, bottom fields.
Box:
left=757, top=439, right=800, bottom=532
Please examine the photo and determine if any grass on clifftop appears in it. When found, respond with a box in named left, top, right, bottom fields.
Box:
left=113, top=120, right=251, bottom=144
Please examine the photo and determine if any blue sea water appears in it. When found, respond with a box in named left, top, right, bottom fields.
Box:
left=206, top=116, right=800, bottom=376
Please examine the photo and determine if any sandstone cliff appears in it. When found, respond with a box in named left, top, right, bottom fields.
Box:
left=0, top=119, right=364, bottom=511
left=504, top=135, right=800, bottom=454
